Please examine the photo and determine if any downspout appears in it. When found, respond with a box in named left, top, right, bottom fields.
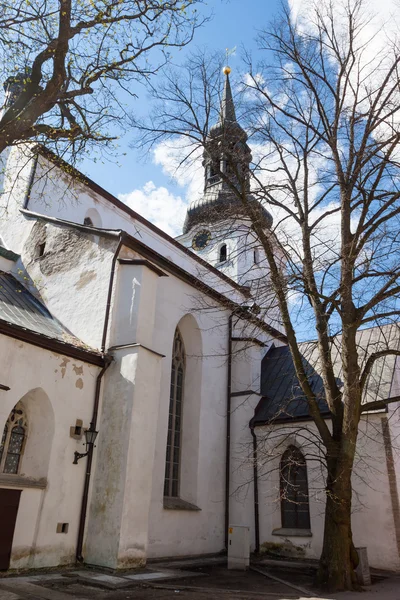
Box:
left=225, top=313, right=233, bottom=549
left=76, top=234, right=123, bottom=562
left=250, top=421, right=260, bottom=554
left=76, top=359, right=111, bottom=562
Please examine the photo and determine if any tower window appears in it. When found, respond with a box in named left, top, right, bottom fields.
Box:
left=254, top=249, right=259, bottom=264
left=219, top=244, right=227, bottom=263
left=83, top=217, right=93, bottom=227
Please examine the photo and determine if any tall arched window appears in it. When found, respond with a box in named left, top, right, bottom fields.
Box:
left=219, top=244, right=227, bottom=263
left=280, top=446, right=310, bottom=529
left=0, top=403, right=27, bottom=474
left=164, top=328, right=185, bottom=498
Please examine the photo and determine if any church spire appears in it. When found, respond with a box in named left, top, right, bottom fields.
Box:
left=181, top=65, right=273, bottom=236
left=219, top=67, right=237, bottom=124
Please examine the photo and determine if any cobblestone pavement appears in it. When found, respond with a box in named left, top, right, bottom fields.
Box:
left=0, top=563, right=397, bottom=600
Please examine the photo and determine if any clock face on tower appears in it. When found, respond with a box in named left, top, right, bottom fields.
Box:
left=192, top=229, right=211, bottom=250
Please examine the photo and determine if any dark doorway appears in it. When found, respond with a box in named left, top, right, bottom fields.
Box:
left=0, top=489, right=21, bottom=570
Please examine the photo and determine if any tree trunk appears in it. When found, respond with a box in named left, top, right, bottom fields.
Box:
left=315, top=461, right=359, bottom=591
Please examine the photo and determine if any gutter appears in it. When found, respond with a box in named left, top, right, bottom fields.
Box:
left=224, top=313, right=233, bottom=549
left=0, top=318, right=105, bottom=367
left=76, top=233, right=123, bottom=562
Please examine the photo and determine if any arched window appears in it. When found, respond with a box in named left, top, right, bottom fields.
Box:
left=253, top=249, right=259, bottom=264
left=0, top=403, right=27, bottom=474
left=280, top=446, right=310, bottom=529
left=219, top=244, right=227, bottom=263
left=164, top=328, right=185, bottom=498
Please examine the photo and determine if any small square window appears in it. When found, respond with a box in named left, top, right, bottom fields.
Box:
left=56, top=523, right=69, bottom=534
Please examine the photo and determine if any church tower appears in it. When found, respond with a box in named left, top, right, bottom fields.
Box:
left=176, top=67, right=273, bottom=295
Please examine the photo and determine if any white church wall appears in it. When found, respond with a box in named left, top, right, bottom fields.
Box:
left=0, top=145, right=37, bottom=254
left=16, top=221, right=119, bottom=350
left=228, top=334, right=274, bottom=551
left=146, top=287, right=230, bottom=559
left=26, top=156, right=246, bottom=306
left=85, top=261, right=164, bottom=568
left=0, top=335, right=99, bottom=570
left=254, top=416, right=400, bottom=571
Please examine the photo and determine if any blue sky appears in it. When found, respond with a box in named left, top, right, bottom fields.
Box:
left=80, top=0, right=280, bottom=230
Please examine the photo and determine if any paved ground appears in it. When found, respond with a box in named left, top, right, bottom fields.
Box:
left=0, top=559, right=398, bottom=600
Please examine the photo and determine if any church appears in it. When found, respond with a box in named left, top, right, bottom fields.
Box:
left=0, top=70, right=399, bottom=574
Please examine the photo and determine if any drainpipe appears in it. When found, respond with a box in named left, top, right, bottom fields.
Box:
left=76, top=358, right=111, bottom=562
left=250, top=422, right=260, bottom=554
left=101, top=237, right=123, bottom=353
left=224, top=313, right=233, bottom=549
left=76, top=235, right=123, bottom=562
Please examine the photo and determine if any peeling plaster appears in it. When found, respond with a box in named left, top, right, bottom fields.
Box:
left=59, top=357, right=70, bottom=378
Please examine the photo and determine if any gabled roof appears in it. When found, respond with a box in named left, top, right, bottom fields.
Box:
left=0, top=271, right=104, bottom=366
left=254, top=324, right=400, bottom=425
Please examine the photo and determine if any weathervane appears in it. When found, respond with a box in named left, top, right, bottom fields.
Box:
left=223, top=46, right=236, bottom=75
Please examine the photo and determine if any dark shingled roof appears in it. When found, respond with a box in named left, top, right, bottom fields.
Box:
left=254, top=324, right=400, bottom=425
left=0, top=271, right=87, bottom=348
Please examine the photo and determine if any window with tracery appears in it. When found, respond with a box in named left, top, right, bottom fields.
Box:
left=280, top=446, right=310, bottom=529
left=164, top=328, right=185, bottom=498
left=0, top=403, right=27, bottom=474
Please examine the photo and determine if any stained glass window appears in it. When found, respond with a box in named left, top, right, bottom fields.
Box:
left=280, top=446, right=310, bottom=529
left=0, top=424, right=7, bottom=464
left=164, top=328, right=185, bottom=498
left=0, top=403, right=27, bottom=475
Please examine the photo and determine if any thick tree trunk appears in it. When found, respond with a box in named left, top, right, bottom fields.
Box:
left=316, top=459, right=359, bottom=591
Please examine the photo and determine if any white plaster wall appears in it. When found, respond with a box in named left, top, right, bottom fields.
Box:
left=178, top=223, right=282, bottom=333
left=26, top=157, right=245, bottom=306
left=254, top=416, right=400, bottom=571
left=0, top=335, right=99, bottom=569
left=15, top=221, right=119, bottom=350
left=0, top=145, right=36, bottom=254
left=228, top=333, right=274, bottom=551
left=146, top=276, right=230, bottom=558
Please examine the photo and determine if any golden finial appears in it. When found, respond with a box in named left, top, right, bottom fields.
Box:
left=223, top=48, right=231, bottom=75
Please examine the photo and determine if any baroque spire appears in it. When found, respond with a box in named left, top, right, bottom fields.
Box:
left=182, top=66, right=273, bottom=236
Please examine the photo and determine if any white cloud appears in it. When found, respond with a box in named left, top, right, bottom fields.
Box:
left=118, top=137, right=204, bottom=237
left=119, top=181, right=188, bottom=237
left=153, top=138, right=204, bottom=201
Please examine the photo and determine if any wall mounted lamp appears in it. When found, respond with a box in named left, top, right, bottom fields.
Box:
left=73, top=426, right=98, bottom=464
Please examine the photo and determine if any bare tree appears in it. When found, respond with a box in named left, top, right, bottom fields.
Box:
left=133, top=0, right=400, bottom=591
left=0, top=0, right=204, bottom=159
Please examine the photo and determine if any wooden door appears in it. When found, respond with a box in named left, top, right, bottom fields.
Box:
left=0, top=489, right=21, bottom=570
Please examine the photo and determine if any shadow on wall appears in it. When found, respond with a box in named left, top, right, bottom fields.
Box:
left=21, top=388, right=55, bottom=479
left=172, top=313, right=203, bottom=506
